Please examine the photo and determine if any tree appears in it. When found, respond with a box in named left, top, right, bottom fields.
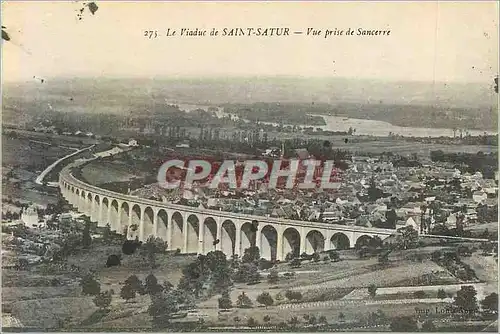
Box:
left=143, top=236, right=163, bottom=268
left=308, top=315, right=317, bottom=325
left=267, top=269, right=279, bottom=284
left=236, top=292, right=253, bottom=308
left=368, top=284, right=377, bottom=298
left=120, top=281, right=136, bottom=302
left=145, top=273, right=162, bottom=295
left=285, top=290, right=303, bottom=302
left=289, top=258, right=302, bottom=268
left=437, top=289, right=447, bottom=299
left=241, top=246, right=260, bottom=263
left=413, top=290, right=426, bottom=299
left=481, top=293, right=498, bottom=314
left=93, top=290, right=112, bottom=311
left=148, top=290, right=180, bottom=329
left=80, top=273, right=101, bottom=296
left=233, top=263, right=261, bottom=284
left=453, top=285, right=478, bottom=313
left=329, top=251, right=340, bottom=261
left=247, top=317, right=258, bottom=327
left=288, top=316, right=299, bottom=327
left=263, top=315, right=271, bottom=324
left=422, top=319, right=436, bottom=331
left=339, top=312, right=345, bottom=322
left=319, top=315, right=327, bottom=324
left=218, top=290, right=232, bottom=310
left=390, top=316, right=418, bottom=332
left=256, top=292, right=274, bottom=309
left=82, top=220, right=92, bottom=248
left=102, top=224, right=111, bottom=242
left=124, top=275, right=145, bottom=295
left=233, top=316, right=241, bottom=327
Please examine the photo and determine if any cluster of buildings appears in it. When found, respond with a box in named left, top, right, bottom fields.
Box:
left=132, top=154, right=498, bottom=235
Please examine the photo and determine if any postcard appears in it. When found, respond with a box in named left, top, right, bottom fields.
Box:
left=1, top=1, right=498, bottom=332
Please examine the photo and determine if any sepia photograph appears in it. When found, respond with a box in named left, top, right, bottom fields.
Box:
left=1, top=1, right=499, bottom=332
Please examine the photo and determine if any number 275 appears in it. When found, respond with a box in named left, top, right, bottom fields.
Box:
left=144, top=30, right=158, bottom=39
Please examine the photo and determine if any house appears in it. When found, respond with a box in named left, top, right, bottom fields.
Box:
left=21, top=205, right=39, bottom=228
left=405, top=216, right=420, bottom=232
left=176, top=141, right=190, bottom=148
left=472, top=191, right=487, bottom=204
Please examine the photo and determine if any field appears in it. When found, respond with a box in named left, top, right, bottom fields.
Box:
left=0, top=237, right=469, bottom=331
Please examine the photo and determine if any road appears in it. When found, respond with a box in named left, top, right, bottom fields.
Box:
left=35, top=145, right=95, bottom=186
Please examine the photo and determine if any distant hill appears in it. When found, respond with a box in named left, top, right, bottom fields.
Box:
left=2, top=76, right=498, bottom=130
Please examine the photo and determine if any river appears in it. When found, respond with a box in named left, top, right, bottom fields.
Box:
left=170, top=101, right=497, bottom=138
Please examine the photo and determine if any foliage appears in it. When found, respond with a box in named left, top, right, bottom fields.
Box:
left=368, top=284, right=377, bottom=298
left=263, top=315, right=271, bottom=323
left=218, top=290, right=232, bottom=310
left=120, top=281, right=136, bottom=302
left=122, top=239, right=141, bottom=255
left=102, top=224, right=111, bottom=242
left=247, top=317, right=258, bottom=327
left=235, top=292, right=253, bottom=308
left=437, top=289, right=447, bottom=299
left=233, top=263, right=261, bottom=284
left=329, top=250, right=340, bottom=261
left=258, top=258, right=274, bottom=270
left=124, top=275, right=145, bottom=295
left=319, top=315, right=327, bottom=324
left=142, top=236, right=167, bottom=268
left=285, top=290, right=303, bottom=302
left=413, top=290, right=426, bottom=298
left=145, top=273, right=163, bottom=295
left=288, top=316, right=299, bottom=327
left=453, top=285, right=478, bottom=313
left=241, top=246, right=260, bottom=263
left=148, top=290, right=180, bottom=329
left=106, top=254, right=121, bottom=267
left=80, top=273, right=101, bottom=296
left=82, top=220, right=92, bottom=248
left=256, top=292, right=274, bottom=308
left=93, top=290, right=112, bottom=311
left=422, top=320, right=436, bottom=331
left=267, top=269, right=279, bottom=284
left=389, top=316, right=418, bottom=332
left=481, top=293, right=498, bottom=313
left=289, top=258, right=301, bottom=268
left=178, top=251, right=232, bottom=297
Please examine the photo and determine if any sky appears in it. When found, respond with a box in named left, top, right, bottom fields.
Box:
left=1, top=1, right=498, bottom=83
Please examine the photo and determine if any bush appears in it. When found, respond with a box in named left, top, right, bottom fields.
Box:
left=236, top=292, right=253, bottom=308
left=256, top=292, right=274, bottom=308
left=106, top=254, right=121, bottom=267
left=312, top=253, right=320, bottom=262
left=80, top=274, right=101, bottom=296
left=368, top=284, right=377, bottom=298
left=413, top=290, right=426, bottom=298
left=323, top=256, right=330, bottom=262
left=218, top=291, right=232, bottom=310
left=122, top=239, right=141, bottom=255
left=285, top=290, right=302, bottom=302
left=267, top=269, right=279, bottom=284
left=390, top=316, right=418, bottom=331
left=437, top=289, right=447, bottom=299
left=247, top=317, right=258, bottom=327
left=258, top=259, right=274, bottom=270
left=93, top=290, right=112, bottom=311
left=289, top=258, right=301, bottom=268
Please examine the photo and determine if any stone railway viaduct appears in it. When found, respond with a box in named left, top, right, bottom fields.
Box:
left=59, top=161, right=395, bottom=261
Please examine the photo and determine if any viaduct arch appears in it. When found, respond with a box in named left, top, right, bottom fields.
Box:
left=59, top=161, right=394, bottom=261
